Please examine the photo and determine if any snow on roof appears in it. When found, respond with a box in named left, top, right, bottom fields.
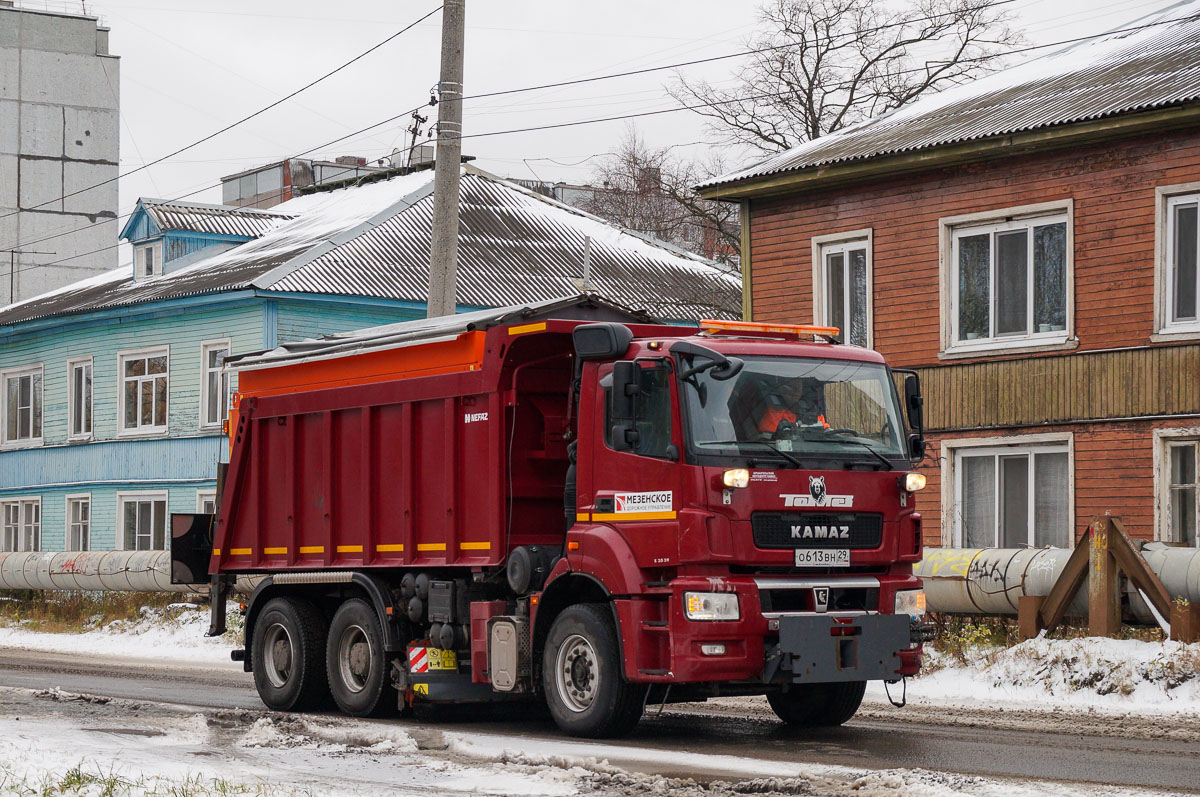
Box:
left=0, top=166, right=741, bottom=328
left=132, top=199, right=295, bottom=239
left=704, top=1, right=1200, bottom=190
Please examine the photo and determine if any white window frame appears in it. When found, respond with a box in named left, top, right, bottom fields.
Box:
left=67, top=356, right=94, bottom=442
left=1153, top=426, right=1200, bottom=546
left=939, top=432, right=1075, bottom=547
left=1153, top=183, right=1200, bottom=340
left=117, top=346, right=170, bottom=437
left=199, top=338, right=232, bottom=431
left=135, top=241, right=161, bottom=279
left=939, top=200, right=1076, bottom=358
left=116, top=490, right=169, bottom=551
left=1, top=364, right=44, bottom=449
left=196, top=489, right=217, bottom=514
left=811, top=228, right=873, bottom=348
left=1, top=496, right=41, bottom=552
left=66, top=493, right=91, bottom=551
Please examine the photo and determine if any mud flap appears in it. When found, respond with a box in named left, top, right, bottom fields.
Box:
left=778, top=614, right=909, bottom=683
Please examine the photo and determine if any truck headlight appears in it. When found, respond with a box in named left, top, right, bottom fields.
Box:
left=894, top=589, right=927, bottom=619
left=684, top=592, right=739, bottom=621
left=722, top=468, right=750, bottom=488
left=904, top=472, right=927, bottom=492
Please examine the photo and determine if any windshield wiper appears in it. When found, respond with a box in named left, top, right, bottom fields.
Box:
left=697, top=440, right=803, bottom=469
left=834, top=439, right=893, bottom=470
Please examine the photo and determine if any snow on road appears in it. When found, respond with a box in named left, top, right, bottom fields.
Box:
left=0, top=687, right=1184, bottom=797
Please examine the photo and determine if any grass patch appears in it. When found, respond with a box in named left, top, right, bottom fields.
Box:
left=0, top=590, right=205, bottom=634
left=0, top=762, right=311, bottom=797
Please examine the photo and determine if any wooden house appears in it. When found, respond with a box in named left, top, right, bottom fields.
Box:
left=700, top=6, right=1200, bottom=549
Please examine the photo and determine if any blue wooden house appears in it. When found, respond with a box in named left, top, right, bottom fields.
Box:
left=0, top=165, right=741, bottom=552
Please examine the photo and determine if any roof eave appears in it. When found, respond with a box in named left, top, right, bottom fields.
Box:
left=698, top=101, right=1200, bottom=201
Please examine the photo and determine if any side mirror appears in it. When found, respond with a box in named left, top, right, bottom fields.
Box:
left=903, top=373, right=925, bottom=461
left=573, top=323, right=633, bottom=361
left=611, top=424, right=639, bottom=451
left=908, top=434, right=927, bottom=460
left=610, top=360, right=639, bottom=423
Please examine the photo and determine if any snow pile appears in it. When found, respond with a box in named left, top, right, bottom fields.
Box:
left=237, top=714, right=419, bottom=754
left=0, top=602, right=236, bottom=664
left=902, top=636, right=1200, bottom=713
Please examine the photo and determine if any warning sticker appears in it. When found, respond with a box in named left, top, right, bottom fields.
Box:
left=614, top=491, right=673, bottom=513
left=409, top=646, right=457, bottom=673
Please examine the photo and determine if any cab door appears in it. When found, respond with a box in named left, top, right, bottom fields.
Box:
left=578, top=359, right=683, bottom=569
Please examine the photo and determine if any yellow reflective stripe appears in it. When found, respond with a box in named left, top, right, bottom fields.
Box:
left=508, top=322, right=547, bottom=335
left=263, top=547, right=287, bottom=555
left=417, top=543, right=447, bottom=551
left=211, top=548, right=221, bottom=556
left=230, top=548, right=252, bottom=556
left=575, top=513, right=590, bottom=522
left=336, top=545, right=363, bottom=554
left=459, top=541, right=490, bottom=550
left=298, top=546, right=324, bottom=554
left=376, top=544, right=405, bottom=552
left=591, top=511, right=677, bottom=522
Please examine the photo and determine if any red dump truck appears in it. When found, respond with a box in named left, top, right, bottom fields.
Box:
left=172, top=296, right=932, bottom=737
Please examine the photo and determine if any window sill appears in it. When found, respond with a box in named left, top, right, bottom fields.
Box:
left=1150, top=327, right=1200, bottom=343
left=939, top=335, right=1077, bottom=360
left=198, top=423, right=225, bottom=433
left=67, top=434, right=93, bottom=444
left=116, top=428, right=170, bottom=439
left=0, top=439, right=44, bottom=451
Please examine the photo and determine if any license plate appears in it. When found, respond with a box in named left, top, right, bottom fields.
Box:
left=794, top=548, right=850, bottom=567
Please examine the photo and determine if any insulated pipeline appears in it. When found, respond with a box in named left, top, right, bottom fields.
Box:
left=0, top=551, right=257, bottom=594
left=916, top=544, right=1200, bottom=625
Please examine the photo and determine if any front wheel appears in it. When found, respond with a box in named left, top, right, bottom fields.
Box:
left=251, top=597, right=329, bottom=712
left=767, top=681, right=865, bottom=727
left=542, top=604, right=643, bottom=738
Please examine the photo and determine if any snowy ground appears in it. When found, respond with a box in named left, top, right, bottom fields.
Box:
left=1, top=605, right=1198, bottom=794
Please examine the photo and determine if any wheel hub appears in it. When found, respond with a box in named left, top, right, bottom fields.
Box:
left=337, top=624, right=373, bottom=693
left=262, top=622, right=294, bottom=689
left=555, top=634, right=599, bottom=713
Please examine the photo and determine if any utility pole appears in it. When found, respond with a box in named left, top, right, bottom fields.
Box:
left=426, top=0, right=466, bottom=319
left=2, top=249, right=55, bottom=305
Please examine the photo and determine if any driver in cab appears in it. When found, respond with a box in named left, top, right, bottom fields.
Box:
left=739, top=376, right=830, bottom=441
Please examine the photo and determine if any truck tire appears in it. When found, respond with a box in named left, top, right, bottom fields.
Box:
left=767, top=681, right=866, bottom=727
left=326, top=598, right=396, bottom=717
left=252, top=597, right=329, bottom=712
left=542, top=603, right=643, bottom=738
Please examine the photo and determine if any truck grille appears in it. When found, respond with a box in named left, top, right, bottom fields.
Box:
left=751, top=512, right=883, bottom=550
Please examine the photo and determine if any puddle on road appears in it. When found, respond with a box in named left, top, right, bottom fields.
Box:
left=87, top=727, right=166, bottom=737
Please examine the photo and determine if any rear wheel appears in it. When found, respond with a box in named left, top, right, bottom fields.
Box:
left=326, top=598, right=396, bottom=717
left=252, top=597, right=329, bottom=712
left=542, top=604, right=643, bottom=738
left=767, top=681, right=865, bottom=727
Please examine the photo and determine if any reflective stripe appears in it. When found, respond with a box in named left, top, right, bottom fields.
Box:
left=376, top=544, right=404, bottom=552
left=459, top=541, right=490, bottom=550
left=336, top=545, right=363, bottom=554
left=230, top=548, right=251, bottom=556
left=299, top=546, right=324, bottom=554
left=508, top=322, right=547, bottom=335
left=417, top=543, right=447, bottom=551
left=263, top=547, right=287, bottom=555
left=591, top=511, right=677, bottom=522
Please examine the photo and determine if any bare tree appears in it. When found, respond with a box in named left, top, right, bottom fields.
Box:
left=584, top=129, right=740, bottom=266
left=672, top=0, right=1021, bottom=152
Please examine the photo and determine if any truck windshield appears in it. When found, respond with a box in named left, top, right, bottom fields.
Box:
left=679, top=355, right=907, bottom=468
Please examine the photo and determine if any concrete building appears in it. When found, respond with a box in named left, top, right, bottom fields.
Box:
left=0, top=2, right=119, bottom=305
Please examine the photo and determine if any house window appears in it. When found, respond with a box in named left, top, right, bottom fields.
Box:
left=954, top=442, right=1071, bottom=548
left=67, top=495, right=90, bottom=550
left=197, top=490, right=217, bottom=515
left=119, top=349, right=169, bottom=434
left=3, top=366, right=43, bottom=445
left=68, top=357, right=93, bottom=439
left=200, top=340, right=231, bottom=429
left=119, top=493, right=168, bottom=550
left=940, top=202, right=1073, bottom=355
left=143, top=245, right=155, bottom=276
left=813, top=231, right=872, bottom=348
left=1167, top=441, right=1198, bottom=546
left=1165, top=194, right=1200, bottom=332
left=1, top=499, right=40, bottom=552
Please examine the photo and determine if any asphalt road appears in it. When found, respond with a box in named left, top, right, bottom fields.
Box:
left=1, top=648, right=1197, bottom=793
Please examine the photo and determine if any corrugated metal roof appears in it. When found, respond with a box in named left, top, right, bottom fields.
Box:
left=230, top=294, right=655, bottom=370
left=0, top=167, right=741, bottom=328
left=704, top=2, right=1200, bottom=190
left=138, top=199, right=295, bottom=238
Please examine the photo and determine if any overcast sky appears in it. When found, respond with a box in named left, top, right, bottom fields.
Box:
left=44, top=0, right=1172, bottom=262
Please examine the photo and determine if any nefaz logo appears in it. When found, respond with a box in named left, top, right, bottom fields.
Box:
left=463, top=412, right=488, bottom=423
left=791, top=524, right=850, bottom=539
left=780, top=477, right=853, bottom=508
left=614, top=491, right=672, bottom=513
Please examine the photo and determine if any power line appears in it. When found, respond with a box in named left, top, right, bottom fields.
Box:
left=0, top=4, right=442, bottom=227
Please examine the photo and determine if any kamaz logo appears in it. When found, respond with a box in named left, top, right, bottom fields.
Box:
left=791, top=524, right=850, bottom=539
left=781, top=494, right=853, bottom=508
